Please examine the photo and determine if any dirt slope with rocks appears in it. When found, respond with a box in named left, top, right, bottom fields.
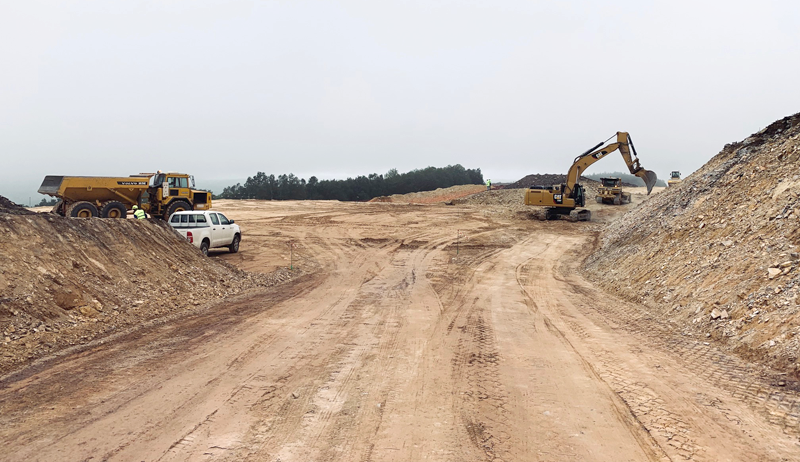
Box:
left=585, top=113, right=800, bottom=375
left=0, top=204, right=293, bottom=376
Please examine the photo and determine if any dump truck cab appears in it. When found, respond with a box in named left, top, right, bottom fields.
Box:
left=142, top=172, right=212, bottom=219
left=668, top=171, right=682, bottom=187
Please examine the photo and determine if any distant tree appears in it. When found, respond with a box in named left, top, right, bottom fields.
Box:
left=37, top=197, right=58, bottom=206
left=215, top=164, right=484, bottom=201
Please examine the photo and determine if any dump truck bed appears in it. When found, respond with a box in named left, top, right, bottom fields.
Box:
left=38, top=175, right=151, bottom=203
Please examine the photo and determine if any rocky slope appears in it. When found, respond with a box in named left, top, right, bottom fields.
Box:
left=584, top=113, right=800, bottom=374
left=0, top=205, right=294, bottom=376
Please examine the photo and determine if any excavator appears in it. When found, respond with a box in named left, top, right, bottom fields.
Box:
left=524, top=131, right=657, bottom=221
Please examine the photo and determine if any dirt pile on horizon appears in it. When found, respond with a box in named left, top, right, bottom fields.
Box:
left=0, top=213, right=293, bottom=376
left=585, top=113, right=800, bottom=373
left=369, top=184, right=486, bottom=204
left=505, top=174, right=603, bottom=198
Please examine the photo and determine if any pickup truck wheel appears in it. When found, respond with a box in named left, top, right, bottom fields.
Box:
left=200, top=239, right=210, bottom=256
left=165, top=200, right=192, bottom=220
left=67, top=201, right=99, bottom=218
left=229, top=234, right=240, bottom=253
left=100, top=201, right=127, bottom=218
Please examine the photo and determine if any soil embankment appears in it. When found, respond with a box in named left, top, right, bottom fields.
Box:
left=585, top=113, right=800, bottom=374
left=0, top=205, right=291, bottom=376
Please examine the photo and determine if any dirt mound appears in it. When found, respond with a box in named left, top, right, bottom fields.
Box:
left=0, top=195, right=36, bottom=215
left=504, top=174, right=598, bottom=189
left=368, top=184, right=486, bottom=204
left=505, top=174, right=603, bottom=199
left=0, top=214, right=293, bottom=376
left=585, top=112, right=800, bottom=373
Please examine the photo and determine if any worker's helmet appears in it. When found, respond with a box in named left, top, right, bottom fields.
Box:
left=132, top=205, right=139, bottom=210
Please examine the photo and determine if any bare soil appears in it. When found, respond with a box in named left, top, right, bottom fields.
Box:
left=2, top=193, right=799, bottom=461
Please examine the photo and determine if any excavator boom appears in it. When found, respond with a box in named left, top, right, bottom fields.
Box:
left=567, top=132, right=657, bottom=195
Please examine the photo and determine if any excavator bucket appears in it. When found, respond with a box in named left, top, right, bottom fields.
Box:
left=636, top=170, right=658, bottom=195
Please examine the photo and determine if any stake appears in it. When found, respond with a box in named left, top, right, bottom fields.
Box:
left=287, top=240, right=296, bottom=270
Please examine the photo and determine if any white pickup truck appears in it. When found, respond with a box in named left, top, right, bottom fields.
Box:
left=168, top=210, right=241, bottom=256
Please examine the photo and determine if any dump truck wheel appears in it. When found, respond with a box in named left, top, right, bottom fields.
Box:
left=595, top=196, right=602, bottom=203
left=165, top=200, right=192, bottom=219
left=100, top=201, right=127, bottom=219
left=200, top=239, right=210, bottom=256
left=67, top=201, right=98, bottom=218
left=229, top=234, right=240, bottom=253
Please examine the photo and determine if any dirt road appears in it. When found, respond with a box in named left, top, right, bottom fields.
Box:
left=1, top=200, right=798, bottom=461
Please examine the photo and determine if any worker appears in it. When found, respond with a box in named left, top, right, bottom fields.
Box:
left=132, top=205, right=146, bottom=220
left=486, top=179, right=491, bottom=191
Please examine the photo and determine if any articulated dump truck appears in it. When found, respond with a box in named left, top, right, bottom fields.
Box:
left=38, top=172, right=212, bottom=219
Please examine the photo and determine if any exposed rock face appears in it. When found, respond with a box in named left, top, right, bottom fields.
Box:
left=585, top=112, right=800, bottom=373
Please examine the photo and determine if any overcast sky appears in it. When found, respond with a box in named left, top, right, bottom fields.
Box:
left=2, top=0, right=799, bottom=203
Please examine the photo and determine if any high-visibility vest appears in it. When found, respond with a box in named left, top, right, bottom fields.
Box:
left=133, top=209, right=146, bottom=219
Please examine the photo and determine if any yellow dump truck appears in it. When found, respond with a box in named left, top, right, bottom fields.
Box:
left=595, top=177, right=631, bottom=205
left=38, top=172, right=212, bottom=219
left=668, top=170, right=682, bottom=187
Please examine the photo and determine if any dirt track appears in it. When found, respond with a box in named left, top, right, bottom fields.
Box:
left=2, top=199, right=799, bottom=461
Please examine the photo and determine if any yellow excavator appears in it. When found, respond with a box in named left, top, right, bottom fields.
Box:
left=524, top=132, right=657, bottom=221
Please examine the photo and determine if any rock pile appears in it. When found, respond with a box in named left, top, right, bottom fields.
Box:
left=584, top=112, right=800, bottom=374
left=0, top=213, right=295, bottom=376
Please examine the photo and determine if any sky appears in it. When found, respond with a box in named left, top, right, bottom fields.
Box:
left=2, top=0, right=799, bottom=204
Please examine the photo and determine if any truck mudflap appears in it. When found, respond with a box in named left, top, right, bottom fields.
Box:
left=38, top=176, right=65, bottom=195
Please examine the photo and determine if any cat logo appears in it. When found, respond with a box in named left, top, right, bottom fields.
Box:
left=554, top=194, right=562, bottom=204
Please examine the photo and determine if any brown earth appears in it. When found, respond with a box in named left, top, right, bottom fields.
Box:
left=0, top=209, right=300, bottom=376
left=584, top=112, right=800, bottom=378
left=1, top=183, right=799, bottom=461
left=368, top=184, right=487, bottom=204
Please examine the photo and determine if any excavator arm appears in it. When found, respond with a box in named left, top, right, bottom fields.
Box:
left=563, top=132, right=657, bottom=198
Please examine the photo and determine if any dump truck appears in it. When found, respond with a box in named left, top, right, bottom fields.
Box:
left=668, top=170, right=682, bottom=187
left=595, top=177, right=631, bottom=205
left=38, top=172, right=212, bottom=219
left=525, top=132, right=657, bottom=221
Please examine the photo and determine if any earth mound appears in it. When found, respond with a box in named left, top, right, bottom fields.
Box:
left=585, top=112, right=800, bottom=374
left=505, top=174, right=604, bottom=199
left=368, top=184, right=486, bottom=204
left=0, top=196, right=36, bottom=215
left=0, top=213, right=290, bottom=376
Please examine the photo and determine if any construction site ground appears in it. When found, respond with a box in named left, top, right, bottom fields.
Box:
left=2, top=186, right=799, bottom=462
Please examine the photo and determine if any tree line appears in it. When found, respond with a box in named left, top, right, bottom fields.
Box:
left=214, top=165, right=484, bottom=201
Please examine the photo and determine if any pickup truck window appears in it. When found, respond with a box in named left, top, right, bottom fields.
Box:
left=218, top=213, right=230, bottom=225
left=210, top=214, right=220, bottom=225
left=170, top=215, right=180, bottom=223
